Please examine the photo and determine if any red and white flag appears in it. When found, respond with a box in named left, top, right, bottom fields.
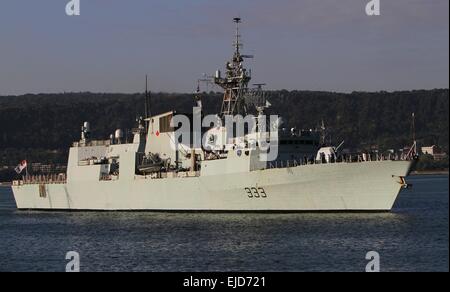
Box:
left=14, top=160, right=27, bottom=174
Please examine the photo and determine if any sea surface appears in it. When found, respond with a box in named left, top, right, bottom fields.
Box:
left=0, top=175, right=448, bottom=272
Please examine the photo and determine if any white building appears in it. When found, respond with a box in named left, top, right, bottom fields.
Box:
left=421, top=145, right=447, bottom=160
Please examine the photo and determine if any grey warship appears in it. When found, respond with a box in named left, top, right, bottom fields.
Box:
left=12, top=18, right=416, bottom=211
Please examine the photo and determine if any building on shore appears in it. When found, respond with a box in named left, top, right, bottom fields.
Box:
left=421, top=145, right=448, bottom=161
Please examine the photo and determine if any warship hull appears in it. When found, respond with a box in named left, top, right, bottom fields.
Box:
left=12, top=160, right=412, bottom=211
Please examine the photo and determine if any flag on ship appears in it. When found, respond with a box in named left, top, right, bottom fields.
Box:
left=14, top=160, right=27, bottom=174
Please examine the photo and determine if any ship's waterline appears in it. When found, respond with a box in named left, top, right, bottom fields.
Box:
left=13, top=160, right=412, bottom=211
left=2, top=175, right=449, bottom=272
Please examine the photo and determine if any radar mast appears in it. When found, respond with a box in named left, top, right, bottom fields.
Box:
left=214, top=18, right=253, bottom=117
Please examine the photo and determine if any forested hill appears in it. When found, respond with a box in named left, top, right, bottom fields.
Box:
left=0, top=89, right=448, bottom=165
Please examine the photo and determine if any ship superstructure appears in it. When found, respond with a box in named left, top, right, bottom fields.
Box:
left=11, top=19, right=416, bottom=211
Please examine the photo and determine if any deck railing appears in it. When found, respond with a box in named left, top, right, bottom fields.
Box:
left=268, top=153, right=416, bottom=169
left=13, top=153, right=416, bottom=185
left=15, top=174, right=67, bottom=185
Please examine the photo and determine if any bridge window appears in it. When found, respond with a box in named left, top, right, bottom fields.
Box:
left=160, top=115, right=174, bottom=133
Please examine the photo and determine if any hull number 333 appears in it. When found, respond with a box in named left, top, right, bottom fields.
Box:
left=245, top=187, right=267, bottom=198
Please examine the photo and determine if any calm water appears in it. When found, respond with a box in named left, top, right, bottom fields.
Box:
left=0, top=175, right=448, bottom=272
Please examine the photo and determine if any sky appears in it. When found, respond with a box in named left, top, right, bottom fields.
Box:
left=0, top=0, right=448, bottom=95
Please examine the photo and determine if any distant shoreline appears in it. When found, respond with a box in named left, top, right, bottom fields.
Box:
left=410, top=170, right=449, bottom=176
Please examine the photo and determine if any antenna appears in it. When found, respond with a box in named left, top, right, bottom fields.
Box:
left=233, top=17, right=242, bottom=52
left=320, top=120, right=327, bottom=146
left=411, top=112, right=417, bottom=154
left=145, top=75, right=148, bottom=119
left=406, top=112, right=418, bottom=158
left=146, top=75, right=152, bottom=118
left=144, top=75, right=151, bottom=133
left=253, top=83, right=266, bottom=89
left=214, top=18, right=258, bottom=116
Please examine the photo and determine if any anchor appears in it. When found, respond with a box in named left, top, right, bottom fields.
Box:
left=393, top=175, right=413, bottom=189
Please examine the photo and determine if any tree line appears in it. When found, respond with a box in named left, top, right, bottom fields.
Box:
left=0, top=89, right=448, bottom=168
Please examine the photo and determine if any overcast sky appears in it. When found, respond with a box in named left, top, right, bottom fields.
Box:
left=0, top=0, right=448, bottom=95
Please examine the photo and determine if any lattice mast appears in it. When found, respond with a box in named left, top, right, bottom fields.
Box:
left=214, top=18, right=253, bottom=117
